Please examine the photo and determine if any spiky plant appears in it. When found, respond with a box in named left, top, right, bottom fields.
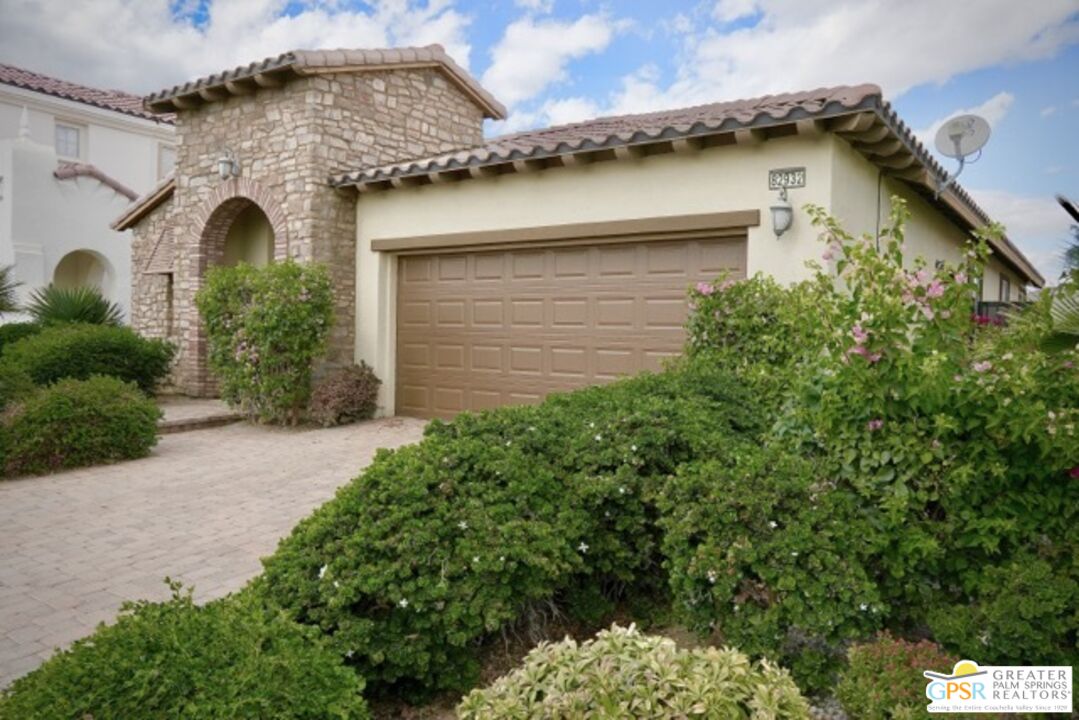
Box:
left=1041, top=287, right=1079, bottom=353
left=0, top=265, right=21, bottom=314
left=26, top=285, right=124, bottom=326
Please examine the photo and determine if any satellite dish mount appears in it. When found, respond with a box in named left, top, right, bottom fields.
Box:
left=933, top=114, right=990, bottom=199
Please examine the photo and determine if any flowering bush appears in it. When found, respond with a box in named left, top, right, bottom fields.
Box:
left=836, top=633, right=964, bottom=720
left=457, top=623, right=809, bottom=719
left=258, top=366, right=761, bottom=698
left=196, top=261, right=333, bottom=424
left=678, top=198, right=1079, bottom=688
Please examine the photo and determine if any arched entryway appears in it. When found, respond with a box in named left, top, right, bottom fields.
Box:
left=53, top=249, right=112, bottom=293
left=182, top=182, right=289, bottom=397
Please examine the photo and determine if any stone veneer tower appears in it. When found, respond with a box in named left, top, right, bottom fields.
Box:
left=114, top=46, right=504, bottom=396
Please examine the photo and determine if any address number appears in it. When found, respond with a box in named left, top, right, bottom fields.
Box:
left=769, top=167, right=806, bottom=190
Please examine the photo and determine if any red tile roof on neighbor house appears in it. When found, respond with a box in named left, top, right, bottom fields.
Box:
left=0, top=63, right=173, bottom=124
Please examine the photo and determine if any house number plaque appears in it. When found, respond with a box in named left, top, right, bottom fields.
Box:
left=769, top=167, right=806, bottom=190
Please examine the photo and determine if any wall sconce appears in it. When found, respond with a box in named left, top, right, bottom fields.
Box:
left=770, top=186, right=793, bottom=238
left=217, top=149, right=240, bottom=181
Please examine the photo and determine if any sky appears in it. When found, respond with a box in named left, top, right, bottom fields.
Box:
left=1, top=0, right=1077, bottom=281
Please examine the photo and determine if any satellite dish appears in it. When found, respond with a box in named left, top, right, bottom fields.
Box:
left=933, top=113, right=990, bottom=198
left=934, top=114, right=991, bottom=159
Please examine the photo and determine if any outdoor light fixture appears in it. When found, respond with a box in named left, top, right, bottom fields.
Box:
left=770, top=186, right=793, bottom=238
left=217, top=149, right=240, bottom=180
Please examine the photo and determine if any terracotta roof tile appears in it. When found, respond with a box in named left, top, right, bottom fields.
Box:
left=144, top=44, right=505, bottom=119
left=0, top=63, right=173, bottom=124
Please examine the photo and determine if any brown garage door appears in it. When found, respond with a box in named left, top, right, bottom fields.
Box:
left=396, top=236, right=746, bottom=418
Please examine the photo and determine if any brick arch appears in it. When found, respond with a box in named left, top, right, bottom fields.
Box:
left=193, top=177, right=289, bottom=268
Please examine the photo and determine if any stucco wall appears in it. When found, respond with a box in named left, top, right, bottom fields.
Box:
left=0, top=135, right=132, bottom=318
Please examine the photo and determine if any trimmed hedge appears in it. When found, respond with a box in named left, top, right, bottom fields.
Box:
left=0, top=322, right=41, bottom=355
left=3, top=376, right=160, bottom=476
left=1, top=323, right=174, bottom=394
left=457, top=624, right=809, bottom=719
left=308, top=362, right=381, bottom=427
left=258, top=363, right=763, bottom=697
left=0, top=363, right=34, bottom=410
left=0, top=585, right=369, bottom=720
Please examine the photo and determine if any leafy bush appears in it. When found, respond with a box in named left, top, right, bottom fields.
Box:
left=456, top=623, right=809, bottom=719
left=25, top=284, right=123, bottom=326
left=308, top=362, right=382, bottom=427
left=196, top=260, right=333, bottom=424
left=259, top=365, right=761, bottom=698
left=676, top=199, right=1079, bottom=687
left=0, top=584, right=369, bottom=720
left=836, top=633, right=961, bottom=720
left=1, top=323, right=174, bottom=393
left=0, top=322, right=40, bottom=355
left=3, top=376, right=160, bottom=476
left=0, top=363, right=35, bottom=409
left=659, top=446, right=885, bottom=690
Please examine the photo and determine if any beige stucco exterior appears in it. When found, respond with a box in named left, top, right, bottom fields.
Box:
left=355, top=129, right=1028, bottom=414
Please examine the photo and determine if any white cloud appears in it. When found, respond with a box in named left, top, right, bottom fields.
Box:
left=970, top=188, right=1074, bottom=281
left=915, top=91, right=1015, bottom=150
left=514, top=0, right=554, bottom=13
left=481, top=14, right=616, bottom=108
left=0, top=0, right=472, bottom=94
left=712, top=0, right=760, bottom=23
left=1041, top=105, right=1057, bottom=117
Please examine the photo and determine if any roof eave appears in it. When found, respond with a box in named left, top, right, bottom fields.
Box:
left=112, top=177, right=176, bottom=231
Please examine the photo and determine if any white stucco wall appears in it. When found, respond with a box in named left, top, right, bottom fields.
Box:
left=0, top=136, right=133, bottom=318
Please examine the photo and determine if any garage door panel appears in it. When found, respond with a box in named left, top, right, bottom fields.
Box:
left=396, top=236, right=746, bottom=418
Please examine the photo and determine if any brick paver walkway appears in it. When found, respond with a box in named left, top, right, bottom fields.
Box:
left=0, top=417, right=425, bottom=688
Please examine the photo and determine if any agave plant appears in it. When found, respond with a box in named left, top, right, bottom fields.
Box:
left=0, top=265, right=21, bottom=314
left=26, top=285, right=124, bottom=326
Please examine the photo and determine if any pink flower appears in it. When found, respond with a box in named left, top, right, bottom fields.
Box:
left=696, top=281, right=715, bottom=296
left=867, top=419, right=884, bottom=432
left=955, top=272, right=967, bottom=284
left=925, top=280, right=945, bottom=298
left=868, top=352, right=882, bottom=364
left=719, top=278, right=737, bottom=292
left=921, top=305, right=935, bottom=321
left=851, top=324, right=869, bottom=344
left=848, top=345, right=868, bottom=359
left=822, top=248, right=835, bottom=261
left=914, top=269, right=929, bottom=286
left=1070, top=466, right=1079, bottom=479
left=1063, top=361, right=1074, bottom=369
left=972, top=361, right=992, bottom=373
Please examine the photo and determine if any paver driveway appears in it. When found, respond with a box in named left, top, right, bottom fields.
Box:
left=0, top=417, right=425, bottom=688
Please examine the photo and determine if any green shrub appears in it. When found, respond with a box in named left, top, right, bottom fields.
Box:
left=259, top=366, right=761, bottom=698
left=196, top=260, right=334, bottom=424
left=836, top=633, right=962, bottom=720
left=1, top=323, right=174, bottom=393
left=25, top=284, right=123, bottom=326
left=0, top=363, right=35, bottom=409
left=456, top=623, right=809, bottom=719
left=0, top=322, right=40, bottom=355
left=308, top=362, right=382, bottom=427
left=3, top=376, right=160, bottom=476
left=659, top=446, right=884, bottom=691
left=0, top=583, right=369, bottom=720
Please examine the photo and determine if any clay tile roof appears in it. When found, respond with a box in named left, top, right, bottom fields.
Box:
left=53, top=161, right=138, bottom=201
left=144, top=44, right=506, bottom=119
left=0, top=63, right=173, bottom=124
left=337, top=84, right=881, bottom=184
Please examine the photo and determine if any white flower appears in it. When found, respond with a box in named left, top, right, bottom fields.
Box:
left=630, top=445, right=637, bottom=452
left=594, top=434, right=603, bottom=442
left=318, top=564, right=328, bottom=579
left=345, top=650, right=354, bottom=659
left=589, top=422, right=595, bottom=428
left=578, top=542, right=589, bottom=553
left=768, top=521, right=778, bottom=529
left=790, top=551, right=799, bottom=557
left=398, top=598, right=409, bottom=609
left=859, top=603, right=868, bottom=611
left=472, top=556, right=480, bottom=564
left=458, top=521, right=468, bottom=530
left=706, top=570, right=718, bottom=584
left=333, top=581, right=340, bottom=588
left=499, top=556, right=505, bottom=562
left=618, top=486, right=627, bottom=495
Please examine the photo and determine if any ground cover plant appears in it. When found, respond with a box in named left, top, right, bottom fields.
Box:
left=457, top=623, right=809, bottom=719
left=196, top=260, right=333, bottom=424
left=0, top=323, right=174, bottom=393
left=0, top=583, right=369, bottom=720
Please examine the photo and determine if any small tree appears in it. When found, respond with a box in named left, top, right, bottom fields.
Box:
left=196, top=260, right=333, bottom=424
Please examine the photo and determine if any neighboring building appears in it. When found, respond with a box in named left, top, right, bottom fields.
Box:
left=0, top=64, right=176, bottom=319
left=114, top=45, right=1045, bottom=417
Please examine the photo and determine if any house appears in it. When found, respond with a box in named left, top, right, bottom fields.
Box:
left=112, top=45, right=1044, bottom=418
left=0, top=64, right=176, bottom=319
